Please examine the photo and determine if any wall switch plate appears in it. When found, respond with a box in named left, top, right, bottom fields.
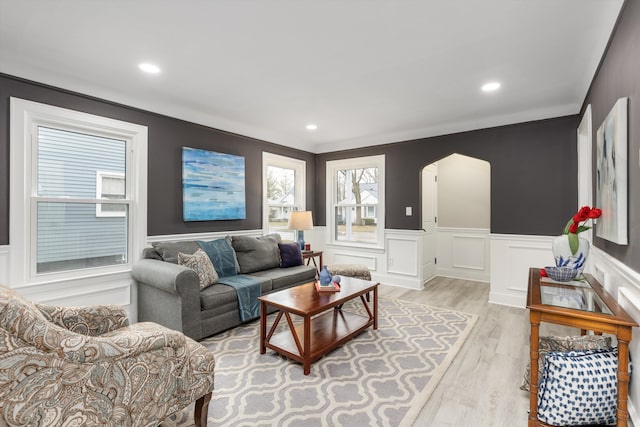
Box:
left=405, top=206, right=412, bottom=216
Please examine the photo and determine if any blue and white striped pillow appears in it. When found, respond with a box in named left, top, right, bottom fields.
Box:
left=538, top=348, right=618, bottom=426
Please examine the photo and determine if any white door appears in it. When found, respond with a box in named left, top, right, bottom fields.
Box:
left=422, top=164, right=437, bottom=283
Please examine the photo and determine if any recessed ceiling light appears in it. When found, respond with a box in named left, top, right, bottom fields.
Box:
left=305, top=124, right=318, bottom=131
left=482, top=82, right=501, bottom=92
left=139, top=63, right=161, bottom=74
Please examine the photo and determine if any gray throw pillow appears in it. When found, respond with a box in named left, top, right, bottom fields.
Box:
left=151, top=241, right=200, bottom=264
left=231, top=234, right=282, bottom=274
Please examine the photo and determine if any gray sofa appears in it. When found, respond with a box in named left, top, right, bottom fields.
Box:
left=132, top=234, right=317, bottom=340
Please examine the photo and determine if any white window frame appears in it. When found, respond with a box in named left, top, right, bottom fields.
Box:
left=326, top=155, right=385, bottom=248
left=9, top=98, right=148, bottom=286
left=96, top=171, right=126, bottom=217
left=262, top=152, right=306, bottom=237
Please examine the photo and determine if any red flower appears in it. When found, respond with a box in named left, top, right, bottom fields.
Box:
left=588, top=208, right=602, bottom=219
left=568, top=222, right=579, bottom=234
left=573, top=206, right=591, bottom=222
left=562, top=205, right=601, bottom=255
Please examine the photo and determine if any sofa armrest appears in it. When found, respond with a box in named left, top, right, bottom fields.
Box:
left=36, top=303, right=129, bottom=336
left=132, top=259, right=203, bottom=340
left=132, top=259, right=198, bottom=295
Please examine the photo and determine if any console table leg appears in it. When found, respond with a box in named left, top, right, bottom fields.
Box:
left=617, top=329, right=632, bottom=427
left=529, top=312, right=541, bottom=426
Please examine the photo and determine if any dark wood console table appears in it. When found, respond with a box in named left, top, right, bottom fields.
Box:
left=526, top=267, right=637, bottom=426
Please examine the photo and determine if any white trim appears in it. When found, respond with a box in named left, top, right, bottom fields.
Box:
left=147, top=229, right=263, bottom=244
left=326, top=154, right=385, bottom=248
left=262, top=152, right=306, bottom=237
left=9, top=98, right=147, bottom=294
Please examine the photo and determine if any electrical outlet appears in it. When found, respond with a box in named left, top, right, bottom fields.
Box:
left=405, top=206, right=412, bottom=216
left=388, top=257, right=393, bottom=266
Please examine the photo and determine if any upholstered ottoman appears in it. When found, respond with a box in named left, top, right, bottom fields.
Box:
left=327, top=263, right=371, bottom=281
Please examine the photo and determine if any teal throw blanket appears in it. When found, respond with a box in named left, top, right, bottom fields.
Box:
left=216, top=275, right=262, bottom=322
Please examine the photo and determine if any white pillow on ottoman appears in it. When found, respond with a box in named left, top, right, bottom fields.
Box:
left=538, top=349, right=618, bottom=426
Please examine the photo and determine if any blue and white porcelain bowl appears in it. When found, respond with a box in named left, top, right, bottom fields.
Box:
left=545, top=266, right=578, bottom=282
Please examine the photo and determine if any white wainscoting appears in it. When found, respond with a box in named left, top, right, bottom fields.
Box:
left=321, top=229, right=424, bottom=290
left=488, top=234, right=555, bottom=307
left=0, top=245, right=9, bottom=285
left=588, top=247, right=640, bottom=426
left=1, top=242, right=136, bottom=318
left=147, top=228, right=262, bottom=243
left=437, top=227, right=490, bottom=282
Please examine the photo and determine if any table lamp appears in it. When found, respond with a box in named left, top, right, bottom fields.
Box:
left=288, top=211, right=313, bottom=250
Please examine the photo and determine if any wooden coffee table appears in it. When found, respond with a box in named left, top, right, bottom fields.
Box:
left=259, top=276, right=378, bottom=375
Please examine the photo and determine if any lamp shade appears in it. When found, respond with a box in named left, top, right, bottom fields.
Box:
left=288, top=211, right=314, bottom=231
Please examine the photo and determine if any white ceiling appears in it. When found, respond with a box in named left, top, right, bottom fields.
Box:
left=0, top=0, right=624, bottom=153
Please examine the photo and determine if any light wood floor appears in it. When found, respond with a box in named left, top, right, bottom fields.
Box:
left=378, top=276, right=575, bottom=427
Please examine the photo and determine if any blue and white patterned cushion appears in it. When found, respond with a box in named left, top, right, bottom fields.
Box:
left=538, top=348, right=618, bottom=426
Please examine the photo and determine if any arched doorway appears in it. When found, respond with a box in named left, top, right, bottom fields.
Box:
left=421, top=153, right=491, bottom=284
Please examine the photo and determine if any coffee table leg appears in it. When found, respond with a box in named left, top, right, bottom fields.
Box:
left=260, top=300, right=266, bottom=354
left=303, top=315, right=311, bottom=375
left=374, top=286, right=378, bottom=329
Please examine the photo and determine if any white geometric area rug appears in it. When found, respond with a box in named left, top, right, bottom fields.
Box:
left=164, top=297, right=477, bottom=427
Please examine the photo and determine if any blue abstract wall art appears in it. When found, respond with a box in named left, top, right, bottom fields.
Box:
left=182, top=147, right=246, bottom=221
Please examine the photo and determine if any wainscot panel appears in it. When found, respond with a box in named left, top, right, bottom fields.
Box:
left=322, top=229, right=423, bottom=290
left=489, top=234, right=555, bottom=307
left=436, top=227, right=490, bottom=282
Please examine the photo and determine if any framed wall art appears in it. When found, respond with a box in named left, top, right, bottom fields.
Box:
left=595, top=97, right=628, bottom=245
left=182, top=147, right=246, bottom=221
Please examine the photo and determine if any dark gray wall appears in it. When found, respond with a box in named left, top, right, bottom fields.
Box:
left=0, top=74, right=316, bottom=244
left=582, top=0, right=640, bottom=272
left=316, top=115, right=580, bottom=235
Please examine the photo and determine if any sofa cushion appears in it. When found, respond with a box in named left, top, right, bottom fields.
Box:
left=199, top=277, right=272, bottom=312
left=178, top=249, right=219, bottom=290
left=232, top=234, right=282, bottom=274
left=151, top=241, right=199, bottom=264
left=197, top=238, right=240, bottom=278
left=248, top=265, right=317, bottom=291
left=278, top=242, right=303, bottom=268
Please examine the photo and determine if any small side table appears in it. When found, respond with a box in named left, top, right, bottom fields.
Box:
left=526, top=267, right=638, bottom=426
left=302, top=250, right=323, bottom=273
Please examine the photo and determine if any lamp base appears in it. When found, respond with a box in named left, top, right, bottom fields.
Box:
left=296, top=230, right=305, bottom=250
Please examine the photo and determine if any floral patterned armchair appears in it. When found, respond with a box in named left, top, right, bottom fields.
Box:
left=0, top=284, right=215, bottom=426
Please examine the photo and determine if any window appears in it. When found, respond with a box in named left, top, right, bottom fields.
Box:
left=10, top=98, right=147, bottom=284
left=263, top=153, right=306, bottom=240
left=96, top=172, right=126, bottom=217
left=327, top=155, right=385, bottom=247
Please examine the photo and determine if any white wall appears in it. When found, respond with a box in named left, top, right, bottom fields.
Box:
left=437, top=153, right=490, bottom=229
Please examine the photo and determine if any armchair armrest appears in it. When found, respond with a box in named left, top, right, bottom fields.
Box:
left=2, top=299, right=187, bottom=363
left=37, top=303, right=129, bottom=336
